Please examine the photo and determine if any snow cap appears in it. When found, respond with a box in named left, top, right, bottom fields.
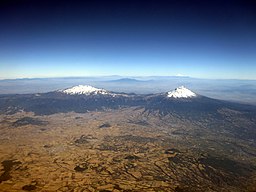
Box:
left=167, top=86, right=197, bottom=98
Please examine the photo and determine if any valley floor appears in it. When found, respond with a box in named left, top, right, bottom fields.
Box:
left=0, top=108, right=256, bottom=192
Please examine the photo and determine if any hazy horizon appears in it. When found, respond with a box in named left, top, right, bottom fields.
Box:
left=1, top=75, right=256, bottom=81
left=1, top=76, right=256, bottom=106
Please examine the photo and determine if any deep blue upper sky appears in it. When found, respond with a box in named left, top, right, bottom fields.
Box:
left=0, top=0, right=256, bottom=79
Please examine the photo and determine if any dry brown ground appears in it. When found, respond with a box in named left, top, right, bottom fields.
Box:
left=0, top=108, right=255, bottom=192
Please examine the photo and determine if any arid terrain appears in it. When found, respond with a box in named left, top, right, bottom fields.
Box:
left=1, top=0, right=256, bottom=191
left=0, top=107, right=256, bottom=192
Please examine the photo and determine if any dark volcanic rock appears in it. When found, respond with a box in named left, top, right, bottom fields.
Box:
left=168, top=156, right=183, bottom=164
left=124, top=155, right=140, bottom=160
left=74, top=135, right=90, bottom=144
left=198, top=156, right=253, bottom=175
left=12, top=117, right=47, bottom=127
left=175, top=186, right=187, bottom=192
left=43, top=144, right=52, bottom=148
left=99, top=123, right=111, bottom=128
left=74, top=163, right=88, bottom=172
left=0, top=160, right=21, bottom=183
left=22, top=184, right=37, bottom=191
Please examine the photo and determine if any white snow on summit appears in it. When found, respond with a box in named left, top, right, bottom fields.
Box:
left=167, top=86, right=197, bottom=98
left=61, top=85, right=109, bottom=95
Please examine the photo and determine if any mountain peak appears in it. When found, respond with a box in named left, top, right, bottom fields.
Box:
left=167, top=86, right=197, bottom=98
left=61, top=85, right=108, bottom=95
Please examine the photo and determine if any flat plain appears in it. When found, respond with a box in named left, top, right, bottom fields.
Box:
left=0, top=107, right=256, bottom=192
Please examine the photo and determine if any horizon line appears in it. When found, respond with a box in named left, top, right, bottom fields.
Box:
left=1, top=75, right=256, bottom=81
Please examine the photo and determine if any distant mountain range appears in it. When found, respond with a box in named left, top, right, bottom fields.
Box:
left=1, top=77, right=256, bottom=105
left=1, top=85, right=256, bottom=141
left=0, top=85, right=255, bottom=116
left=108, top=78, right=145, bottom=83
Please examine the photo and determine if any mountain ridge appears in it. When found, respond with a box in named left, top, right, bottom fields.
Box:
left=1, top=85, right=256, bottom=119
left=60, top=85, right=110, bottom=95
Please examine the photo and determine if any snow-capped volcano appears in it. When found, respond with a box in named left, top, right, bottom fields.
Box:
left=167, top=86, right=197, bottom=98
left=61, top=85, right=109, bottom=95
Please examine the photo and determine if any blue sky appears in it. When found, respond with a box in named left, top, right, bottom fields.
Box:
left=0, top=0, right=256, bottom=79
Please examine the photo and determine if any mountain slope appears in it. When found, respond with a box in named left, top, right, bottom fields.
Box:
left=61, top=85, right=110, bottom=95
left=0, top=85, right=144, bottom=115
left=0, top=85, right=256, bottom=121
